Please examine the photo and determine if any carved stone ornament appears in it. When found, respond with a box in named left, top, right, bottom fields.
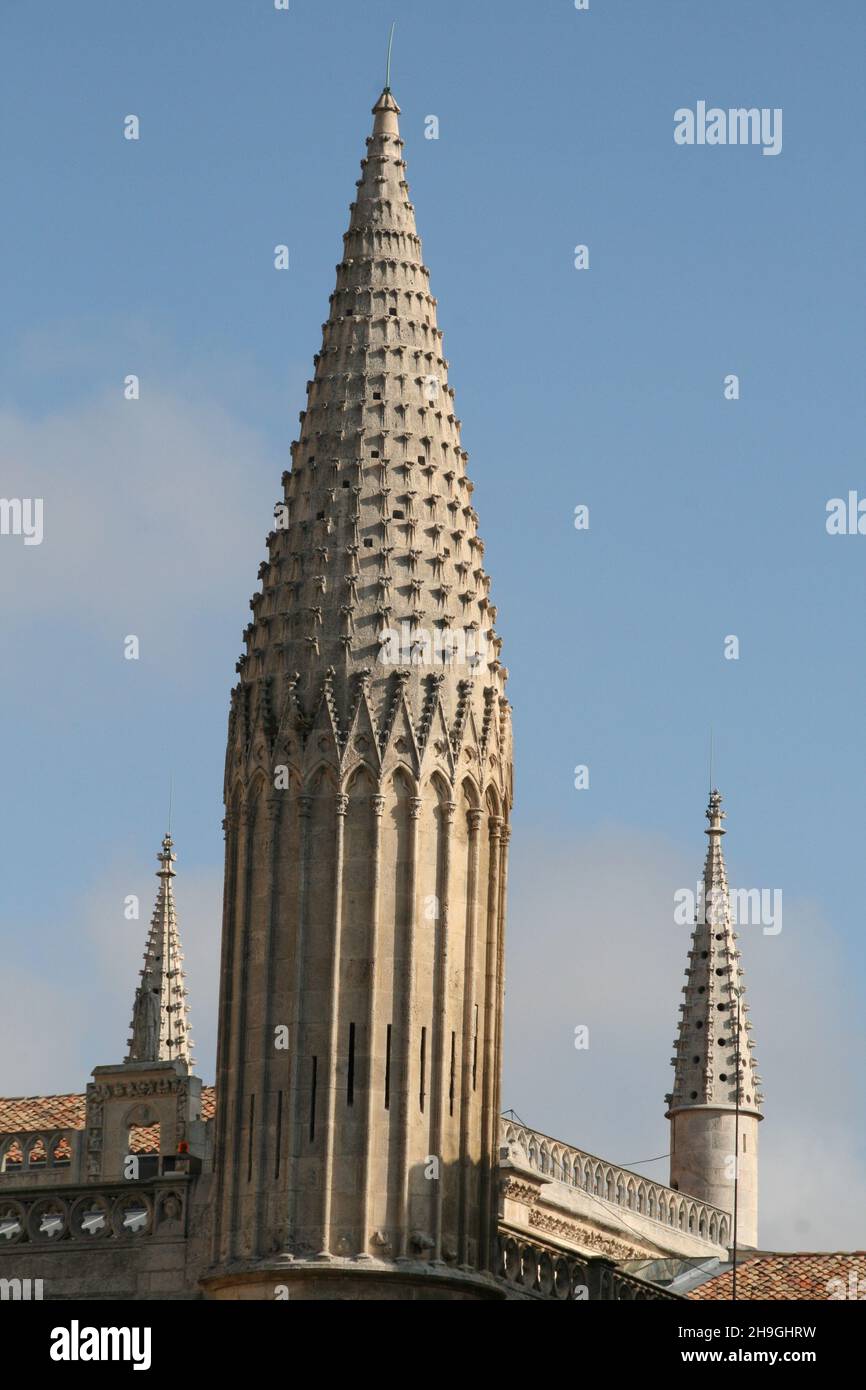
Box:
left=528, top=1208, right=651, bottom=1262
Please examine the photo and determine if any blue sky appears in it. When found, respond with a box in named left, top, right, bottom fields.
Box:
left=1, top=1, right=864, bottom=1245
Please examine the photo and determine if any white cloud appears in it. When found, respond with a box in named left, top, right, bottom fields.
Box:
left=0, top=966, right=90, bottom=1097
left=0, top=387, right=276, bottom=661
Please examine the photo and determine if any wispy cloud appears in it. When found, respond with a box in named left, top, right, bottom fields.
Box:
left=0, top=384, right=276, bottom=664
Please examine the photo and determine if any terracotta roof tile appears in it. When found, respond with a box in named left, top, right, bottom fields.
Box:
left=689, top=1252, right=866, bottom=1301
left=0, top=1087, right=216, bottom=1157
left=0, top=1094, right=86, bottom=1132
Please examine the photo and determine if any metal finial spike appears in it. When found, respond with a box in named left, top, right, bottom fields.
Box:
left=385, top=21, right=396, bottom=91
left=709, top=727, right=714, bottom=795
left=168, top=773, right=174, bottom=836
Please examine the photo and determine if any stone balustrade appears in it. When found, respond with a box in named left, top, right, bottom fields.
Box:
left=496, top=1233, right=680, bottom=1300
left=0, top=1130, right=76, bottom=1170
left=0, top=1178, right=188, bottom=1246
left=500, top=1118, right=731, bottom=1247
left=0, top=1130, right=82, bottom=1187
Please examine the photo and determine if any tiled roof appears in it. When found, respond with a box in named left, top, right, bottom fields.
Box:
left=0, top=1093, right=86, bottom=1132
left=689, top=1252, right=866, bottom=1300
left=0, top=1086, right=216, bottom=1155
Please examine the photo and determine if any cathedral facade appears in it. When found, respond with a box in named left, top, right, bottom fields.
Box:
left=0, top=86, right=758, bottom=1303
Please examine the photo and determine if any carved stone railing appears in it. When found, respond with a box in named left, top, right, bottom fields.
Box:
left=0, top=1177, right=189, bottom=1247
left=496, top=1233, right=681, bottom=1300
left=500, top=1118, right=730, bottom=1247
left=0, top=1130, right=81, bottom=1185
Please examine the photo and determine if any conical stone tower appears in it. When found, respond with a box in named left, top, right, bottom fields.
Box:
left=127, top=833, right=194, bottom=1067
left=208, top=86, right=513, bottom=1300
left=666, top=791, right=763, bottom=1247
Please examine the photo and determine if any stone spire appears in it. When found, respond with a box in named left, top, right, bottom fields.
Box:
left=209, top=84, right=513, bottom=1299
left=126, top=833, right=194, bottom=1067
left=668, top=790, right=763, bottom=1114
left=666, top=790, right=763, bottom=1246
left=226, top=83, right=507, bottom=719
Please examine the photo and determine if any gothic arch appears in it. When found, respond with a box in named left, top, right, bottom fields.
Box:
left=25, top=1136, right=48, bottom=1168
left=124, top=1104, right=159, bottom=1130
left=344, top=762, right=377, bottom=796
left=244, top=770, right=270, bottom=826
left=51, top=1135, right=71, bottom=1167
left=387, top=764, right=416, bottom=799
left=422, top=768, right=452, bottom=815
left=459, top=774, right=481, bottom=810
left=485, top=784, right=502, bottom=820
left=274, top=763, right=303, bottom=796
left=303, top=762, right=340, bottom=797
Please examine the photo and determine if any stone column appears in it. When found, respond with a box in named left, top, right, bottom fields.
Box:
left=319, top=791, right=349, bottom=1255
left=431, top=798, right=456, bottom=1262
left=491, top=822, right=510, bottom=1157
left=458, top=807, right=484, bottom=1264
left=284, top=792, right=313, bottom=1244
left=359, top=792, right=385, bottom=1256
left=478, top=815, right=502, bottom=1269
left=223, top=803, right=252, bottom=1264
left=252, top=794, right=282, bottom=1256
left=397, top=793, right=423, bottom=1255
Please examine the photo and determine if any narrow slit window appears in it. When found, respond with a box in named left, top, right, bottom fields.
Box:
left=347, top=1022, right=356, bottom=1106
left=472, top=1004, right=479, bottom=1090
left=449, top=1031, right=456, bottom=1117
left=385, top=1024, right=392, bottom=1110
left=247, top=1094, right=255, bottom=1182
left=274, top=1090, right=283, bottom=1179
left=310, top=1057, right=318, bottom=1141
left=419, top=1027, right=427, bottom=1113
